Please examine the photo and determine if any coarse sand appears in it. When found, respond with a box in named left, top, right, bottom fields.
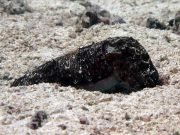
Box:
left=0, top=0, right=179, bottom=134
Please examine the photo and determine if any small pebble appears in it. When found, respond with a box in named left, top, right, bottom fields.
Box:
left=55, top=21, right=63, bottom=26
left=164, top=35, right=171, bottom=43
left=81, top=10, right=100, bottom=28
left=69, top=33, right=76, bottom=39
left=103, top=113, right=112, bottom=121
left=93, top=127, right=101, bottom=134
left=111, top=16, right=126, bottom=25
left=146, top=17, right=167, bottom=30
left=170, top=67, right=178, bottom=74
left=125, top=113, right=131, bottom=120
left=27, top=111, right=48, bottom=130
left=58, top=124, right=67, bottom=130
left=0, top=56, right=6, bottom=63
left=81, top=106, right=89, bottom=111
left=139, top=115, right=151, bottom=122
left=75, top=25, right=83, bottom=33
left=159, top=74, right=170, bottom=85
left=155, top=61, right=160, bottom=68
left=17, top=115, right=26, bottom=120
left=159, top=55, right=169, bottom=61
left=1, top=116, right=14, bottom=125
left=3, top=72, right=12, bottom=80
left=99, top=96, right=112, bottom=102
left=79, top=116, right=89, bottom=125
left=0, top=102, right=5, bottom=106
left=54, top=84, right=59, bottom=90
left=2, top=0, right=32, bottom=15
left=6, top=106, right=20, bottom=114
left=175, top=83, right=180, bottom=89
left=66, top=104, right=73, bottom=110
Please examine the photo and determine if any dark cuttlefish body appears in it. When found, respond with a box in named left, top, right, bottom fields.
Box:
left=11, top=37, right=159, bottom=94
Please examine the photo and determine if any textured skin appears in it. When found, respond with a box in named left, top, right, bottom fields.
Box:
left=11, top=37, right=159, bottom=93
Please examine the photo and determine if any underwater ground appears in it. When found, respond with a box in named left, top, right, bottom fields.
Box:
left=0, top=0, right=179, bottom=134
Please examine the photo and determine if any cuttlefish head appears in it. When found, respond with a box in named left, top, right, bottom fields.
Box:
left=105, top=49, right=159, bottom=93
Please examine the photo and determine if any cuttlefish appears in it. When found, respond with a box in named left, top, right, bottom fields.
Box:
left=11, top=37, right=159, bottom=94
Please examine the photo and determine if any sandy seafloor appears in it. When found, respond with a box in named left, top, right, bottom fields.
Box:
left=0, top=0, right=180, bottom=134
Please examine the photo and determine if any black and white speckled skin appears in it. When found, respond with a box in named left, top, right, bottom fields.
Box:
left=11, top=37, right=159, bottom=93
